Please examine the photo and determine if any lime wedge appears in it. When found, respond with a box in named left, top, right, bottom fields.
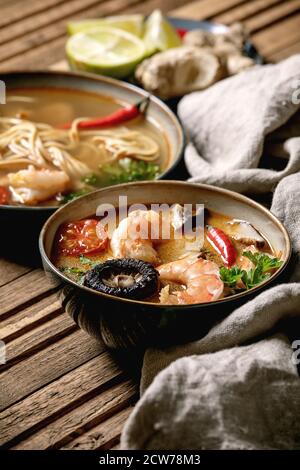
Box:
left=67, top=14, right=144, bottom=37
left=66, top=27, right=147, bottom=78
left=143, top=10, right=181, bottom=55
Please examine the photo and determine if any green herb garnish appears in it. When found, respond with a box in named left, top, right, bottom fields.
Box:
left=61, top=159, right=160, bottom=204
left=241, top=267, right=271, bottom=290
left=242, top=251, right=283, bottom=272
left=59, top=266, right=85, bottom=283
left=61, top=188, right=91, bottom=204
left=220, top=266, right=244, bottom=288
left=58, top=255, right=100, bottom=283
left=220, top=252, right=282, bottom=291
left=79, top=254, right=99, bottom=268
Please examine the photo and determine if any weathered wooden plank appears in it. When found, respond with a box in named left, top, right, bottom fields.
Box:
left=62, top=406, right=133, bottom=450
left=13, top=379, right=137, bottom=449
left=0, top=351, right=123, bottom=447
left=0, top=293, right=61, bottom=343
left=171, top=0, right=247, bottom=20
left=0, top=269, right=56, bottom=321
left=119, top=0, right=191, bottom=15
left=215, top=0, right=283, bottom=24
left=0, top=0, right=107, bottom=46
left=0, top=328, right=104, bottom=411
left=245, top=0, right=300, bottom=33
left=0, top=258, right=32, bottom=287
left=0, top=37, right=67, bottom=72
left=110, top=443, right=121, bottom=450
left=0, top=0, right=19, bottom=4
left=0, top=0, right=142, bottom=64
left=4, top=313, right=76, bottom=367
left=49, top=59, right=70, bottom=71
left=0, top=0, right=68, bottom=28
left=252, top=12, right=300, bottom=56
left=0, top=0, right=20, bottom=4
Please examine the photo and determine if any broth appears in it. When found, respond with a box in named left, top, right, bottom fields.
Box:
left=52, top=206, right=281, bottom=305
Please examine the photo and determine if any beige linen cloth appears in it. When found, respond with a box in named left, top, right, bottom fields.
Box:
left=121, top=56, right=300, bottom=450
left=180, top=54, right=300, bottom=193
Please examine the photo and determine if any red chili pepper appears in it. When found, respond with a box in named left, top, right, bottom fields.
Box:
left=176, top=27, right=187, bottom=38
left=61, top=96, right=150, bottom=130
left=0, top=186, right=10, bottom=205
left=206, top=225, right=236, bottom=267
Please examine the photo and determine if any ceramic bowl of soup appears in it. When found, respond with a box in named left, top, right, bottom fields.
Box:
left=0, top=71, right=183, bottom=259
left=39, top=181, right=291, bottom=349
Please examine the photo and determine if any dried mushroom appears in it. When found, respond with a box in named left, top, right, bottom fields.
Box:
left=83, top=258, right=159, bottom=300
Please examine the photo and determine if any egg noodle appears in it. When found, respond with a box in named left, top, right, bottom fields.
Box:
left=0, top=117, right=159, bottom=184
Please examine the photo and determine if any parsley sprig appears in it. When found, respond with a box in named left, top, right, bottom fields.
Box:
left=59, top=254, right=100, bottom=284
left=83, top=158, right=160, bottom=187
left=219, top=266, right=244, bottom=288
left=78, top=254, right=99, bottom=268
left=59, top=266, right=85, bottom=284
left=220, top=251, right=282, bottom=291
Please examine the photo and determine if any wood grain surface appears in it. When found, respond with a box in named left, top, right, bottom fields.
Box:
left=0, top=0, right=299, bottom=450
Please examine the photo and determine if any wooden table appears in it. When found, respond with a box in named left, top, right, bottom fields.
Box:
left=1, top=0, right=300, bottom=451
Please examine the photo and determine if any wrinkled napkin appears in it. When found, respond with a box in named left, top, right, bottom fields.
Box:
left=121, top=56, right=300, bottom=450
left=179, top=54, right=300, bottom=193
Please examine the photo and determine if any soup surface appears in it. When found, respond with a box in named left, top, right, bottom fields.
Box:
left=0, top=88, right=169, bottom=206
left=52, top=205, right=283, bottom=305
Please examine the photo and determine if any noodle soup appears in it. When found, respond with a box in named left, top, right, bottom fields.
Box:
left=0, top=88, right=170, bottom=206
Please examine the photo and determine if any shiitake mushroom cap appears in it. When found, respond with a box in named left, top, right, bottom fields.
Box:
left=83, top=258, right=159, bottom=300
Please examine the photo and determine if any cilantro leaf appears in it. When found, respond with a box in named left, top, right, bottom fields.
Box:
left=59, top=266, right=85, bottom=283
left=242, top=251, right=283, bottom=273
left=79, top=254, right=99, bottom=268
left=220, top=252, right=282, bottom=291
left=241, top=267, right=271, bottom=290
left=61, top=188, right=91, bottom=204
left=83, top=158, right=160, bottom=188
left=220, top=266, right=244, bottom=288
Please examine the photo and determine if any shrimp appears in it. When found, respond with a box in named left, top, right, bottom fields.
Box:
left=110, top=209, right=162, bottom=265
left=157, top=255, right=224, bottom=305
left=7, top=165, right=70, bottom=205
left=110, top=207, right=204, bottom=265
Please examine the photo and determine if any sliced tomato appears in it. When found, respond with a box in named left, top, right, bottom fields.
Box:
left=0, top=186, right=10, bottom=205
left=57, top=219, right=108, bottom=256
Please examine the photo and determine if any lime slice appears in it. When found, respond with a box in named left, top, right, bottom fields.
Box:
left=66, top=27, right=147, bottom=78
left=67, top=14, right=144, bottom=37
left=143, top=10, right=181, bottom=55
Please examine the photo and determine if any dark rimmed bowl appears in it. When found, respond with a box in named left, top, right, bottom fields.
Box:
left=0, top=71, right=184, bottom=261
left=39, top=181, right=291, bottom=350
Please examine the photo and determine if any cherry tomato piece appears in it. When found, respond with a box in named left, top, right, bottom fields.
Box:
left=57, top=219, right=108, bottom=256
left=0, top=186, right=10, bottom=205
